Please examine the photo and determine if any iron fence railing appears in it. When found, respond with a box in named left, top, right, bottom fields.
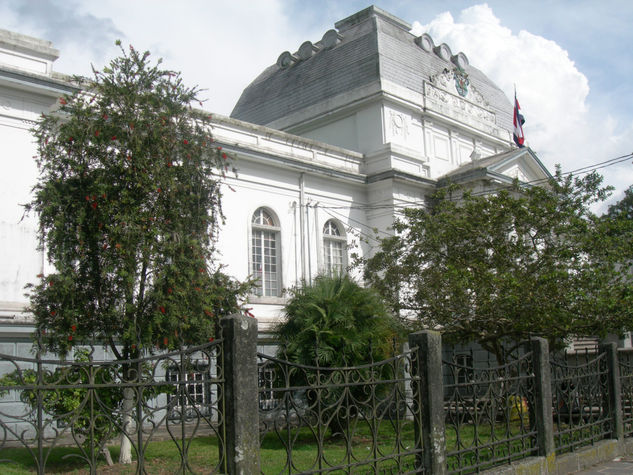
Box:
left=3, top=319, right=633, bottom=475
left=443, top=350, right=536, bottom=474
left=257, top=346, right=423, bottom=475
left=550, top=349, right=611, bottom=454
left=618, top=348, right=633, bottom=437
left=0, top=339, right=225, bottom=475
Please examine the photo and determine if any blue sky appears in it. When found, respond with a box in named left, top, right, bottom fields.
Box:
left=2, top=0, right=632, bottom=208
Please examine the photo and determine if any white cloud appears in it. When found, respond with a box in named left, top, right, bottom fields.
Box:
left=3, top=1, right=630, bottom=207
left=1, top=0, right=310, bottom=116
left=412, top=4, right=633, bottom=209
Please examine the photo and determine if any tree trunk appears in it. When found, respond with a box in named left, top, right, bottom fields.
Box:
left=119, top=386, right=135, bottom=464
left=100, top=446, right=114, bottom=466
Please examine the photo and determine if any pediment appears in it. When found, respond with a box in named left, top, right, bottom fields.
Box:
left=439, top=147, right=552, bottom=187
left=487, top=148, right=551, bottom=184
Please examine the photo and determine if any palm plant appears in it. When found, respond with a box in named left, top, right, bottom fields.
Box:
left=276, top=274, right=399, bottom=437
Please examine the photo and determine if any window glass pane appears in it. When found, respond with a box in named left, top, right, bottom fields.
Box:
left=252, top=208, right=274, bottom=226
left=323, top=220, right=341, bottom=236
left=251, top=216, right=279, bottom=297
left=324, top=239, right=344, bottom=275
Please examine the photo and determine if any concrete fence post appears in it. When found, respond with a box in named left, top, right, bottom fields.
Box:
left=409, top=330, right=447, bottom=475
left=220, top=313, right=260, bottom=474
left=531, top=337, right=555, bottom=457
left=600, top=342, right=624, bottom=441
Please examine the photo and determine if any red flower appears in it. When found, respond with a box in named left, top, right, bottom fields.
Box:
left=115, top=243, right=121, bottom=249
left=92, top=202, right=98, bottom=209
left=131, top=344, right=136, bottom=350
left=102, top=243, right=107, bottom=249
left=50, top=310, right=56, bottom=316
left=204, top=309, right=213, bottom=317
left=71, top=324, right=77, bottom=332
left=37, top=273, right=44, bottom=278
left=157, top=187, right=162, bottom=193
left=94, top=130, right=100, bottom=137
left=159, top=306, right=165, bottom=314
left=49, top=281, right=53, bottom=287
left=103, top=114, right=108, bottom=120
left=163, top=336, right=168, bottom=346
left=208, top=337, right=214, bottom=342
left=59, top=97, right=67, bottom=105
left=111, top=136, right=117, bottom=141
left=85, top=195, right=90, bottom=201
left=183, top=139, right=189, bottom=145
left=68, top=335, right=73, bottom=341
left=167, top=287, right=173, bottom=294
left=166, top=161, right=172, bottom=167
left=222, top=153, right=227, bottom=160
left=216, top=146, right=222, bottom=151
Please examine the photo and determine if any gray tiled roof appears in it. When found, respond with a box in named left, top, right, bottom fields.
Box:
left=231, top=6, right=513, bottom=135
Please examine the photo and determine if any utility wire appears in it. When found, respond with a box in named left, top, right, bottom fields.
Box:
left=313, top=151, right=632, bottom=211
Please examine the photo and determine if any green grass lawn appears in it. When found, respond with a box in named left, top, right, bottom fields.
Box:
left=0, top=420, right=541, bottom=474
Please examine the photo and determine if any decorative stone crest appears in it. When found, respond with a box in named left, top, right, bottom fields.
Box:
left=390, top=111, right=408, bottom=138
left=429, top=68, right=452, bottom=89
left=453, top=66, right=470, bottom=97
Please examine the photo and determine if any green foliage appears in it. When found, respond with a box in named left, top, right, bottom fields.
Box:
left=364, top=171, right=630, bottom=359
left=277, top=274, right=399, bottom=367
left=0, top=350, right=122, bottom=447
left=27, top=44, right=250, bottom=359
left=276, top=274, right=400, bottom=437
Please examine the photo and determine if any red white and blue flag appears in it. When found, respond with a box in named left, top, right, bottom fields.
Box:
left=513, top=92, right=525, bottom=148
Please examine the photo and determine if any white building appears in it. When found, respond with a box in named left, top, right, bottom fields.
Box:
left=0, top=6, right=551, bottom=347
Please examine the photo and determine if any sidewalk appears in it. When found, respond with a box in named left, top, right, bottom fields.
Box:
left=574, top=456, right=633, bottom=474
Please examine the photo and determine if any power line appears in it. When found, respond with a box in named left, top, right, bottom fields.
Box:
left=314, top=151, right=632, bottom=211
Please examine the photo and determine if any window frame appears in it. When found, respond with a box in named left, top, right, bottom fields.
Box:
left=250, top=207, right=282, bottom=297
left=322, top=219, right=347, bottom=275
left=166, top=360, right=212, bottom=420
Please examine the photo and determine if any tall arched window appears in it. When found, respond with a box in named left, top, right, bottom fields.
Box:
left=323, top=219, right=346, bottom=275
left=251, top=208, right=281, bottom=297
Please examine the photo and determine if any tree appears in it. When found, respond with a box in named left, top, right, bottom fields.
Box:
left=363, top=171, right=629, bottom=362
left=275, top=274, right=400, bottom=436
left=595, top=185, right=633, bottom=328
left=0, top=350, right=123, bottom=466
left=26, top=43, right=250, bottom=463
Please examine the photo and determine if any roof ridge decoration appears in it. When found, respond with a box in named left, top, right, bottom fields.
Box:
left=277, top=29, right=343, bottom=69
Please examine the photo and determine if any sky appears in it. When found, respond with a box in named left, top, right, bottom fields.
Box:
left=2, top=0, right=632, bottom=211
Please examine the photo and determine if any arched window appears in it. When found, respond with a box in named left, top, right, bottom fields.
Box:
left=323, top=219, right=346, bottom=275
left=251, top=208, right=281, bottom=297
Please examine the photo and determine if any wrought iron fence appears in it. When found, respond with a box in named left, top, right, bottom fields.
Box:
left=0, top=339, right=225, bottom=475
left=257, top=346, right=424, bottom=474
left=550, top=349, right=611, bottom=454
left=618, top=348, right=633, bottom=437
left=4, top=320, right=633, bottom=475
left=443, top=349, right=536, bottom=474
